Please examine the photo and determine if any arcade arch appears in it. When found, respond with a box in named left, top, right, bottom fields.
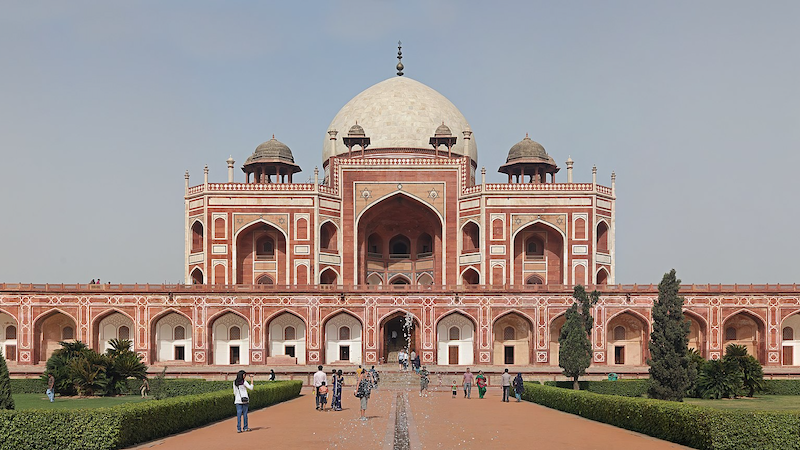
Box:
left=436, top=312, right=475, bottom=365
left=461, top=268, right=480, bottom=285
left=379, top=311, right=421, bottom=365
left=95, top=311, right=134, bottom=352
left=782, top=313, right=800, bottom=366
left=723, top=311, right=765, bottom=363
left=235, top=221, right=287, bottom=285
left=461, top=221, right=479, bottom=253
left=34, top=311, right=76, bottom=363
left=268, top=312, right=306, bottom=364
left=513, top=222, right=563, bottom=285
left=191, top=221, right=203, bottom=253
left=324, top=312, right=362, bottom=364
left=190, top=268, right=204, bottom=285
left=548, top=314, right=566, bottom=366
left=320, top=268, right=338, bottom=285
left=320, top=221, right=338, bottom=254
left=684, top=312, right=707, bottom=357
left=358, top=193, right=443, bottom=286
left=492, top=312, right=533, bottom=365
left=211, top=312, right=249, bottom=365
left=0, top=312, right=18, bottom=362
left=153, top=312, right=192, bottom=363
left=596, top=221, right=609, bottom=253
left=606, top=312, right=648, bottom=366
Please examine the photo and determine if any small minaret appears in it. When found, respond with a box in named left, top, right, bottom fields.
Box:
left=611, top=171, right=616, bottom=196
left=314, top=167, right=319, bottom=185
left=226, top=156, right=235, bottom=183
left=462, top=127, right=472, bottom=160
left=184, top=170, right=190, bottom=196
left=566, top=156, right=574, bottom=183
left=592, top=165, right=597, bottom=187
left=204, top=164, right=209, bottom=187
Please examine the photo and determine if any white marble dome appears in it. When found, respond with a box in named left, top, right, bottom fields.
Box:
left=324, top=77, right=477, bottom=163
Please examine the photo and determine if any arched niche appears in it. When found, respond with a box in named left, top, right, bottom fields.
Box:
left=211, top=312, right=250, bottom=365
left=606, top=312, right=648, bottom=366
left=35, top=311, right=77, bottom=363
left=781, top=313, right=800, bottom=366
left=268, top=312, right=306, bottom=364
left=513, top=222, right=564, bottom=285
left=235, top=221, right=286, bottom=285
left=324, top=313, right=362, bottom=364
left=191, top=221, right=204, bottom=253
left=0, top=312, right=18, bottom=362
left=548, top=314, right=566, bottom=366
left=95, top=311, right=135, bottom=353
left=436, top=313, right=475, bottom=365
left=723, top=311, right=765, bottom=363
left=492, top=312, right=533, bottom=365
left=152, top=312, right=192, bottom=363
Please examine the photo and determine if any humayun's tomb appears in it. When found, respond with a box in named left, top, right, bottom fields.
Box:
left=2, top=54, right=799, bottom=378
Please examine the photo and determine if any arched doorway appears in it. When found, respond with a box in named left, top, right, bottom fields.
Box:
left=436, top=313, right=475, bottom=365
left=684, top=312, right=707, bottom=358
left=0, top=312, right=18, bottom=362
left=606, top=312, right=648, bottom=366
left=211, top=312, right=250, bottom=365
left=235, top=221, right=287, bottom=284
left=34, top=311, right=77, bottom=363
left=492, top=312, right=533, bottom=365
left=324, top=313, right=362, bottom=364
left=461, top=268, right=480, bottom=285
left=190, top=268, right=204, bottom=284
left=320, top=268, right=338, bottom=285
left=379, top=311, right=421, bottom=365
left=267, top=312, right=306, bottom=364
left=723, top=311, right=765, bottom=363
left=95, top=311, right=134, bottom=352
left=514, top=222, right=564, bottom=285
left=358, top=194, right=443, bottom=286
left=152, top=312, right=192, bottom=363
left=549, top=314, right=566, bottom=366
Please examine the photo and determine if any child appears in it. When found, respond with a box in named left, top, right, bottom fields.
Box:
left=318, top=381, right=329, bottom=410
left=451, top=380, right=457, bottom=398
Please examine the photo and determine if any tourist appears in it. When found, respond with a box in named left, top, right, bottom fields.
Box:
left=318, top=381, right=329, bottom=410
left=269, top=369, right=276, bottom=381
left=412, top=353, right=421, bottom=373
left=463, top=367, right=473, bottom=398
left=369, top=365, right=379, bottom=388
left=90, top=279, right=95, bottom=285
left=233, top=370, right=254, bottom=433
left=331, top=369, right=344, bottom=411
left=46, top=373, right=55, bottom=402
left=313, top=365, right=327, bottom=411
left=513, top=372, right=524, bottom=402
left=451, top=380, right=457, bottom=398
left=476, top=370, right=487, bottom=399
left=397, top=349, right=405, bottom=370
left=419, top=366, right=430, bottom=397
left=356, top=365, right=364, bottom=377
left=410, top=349, right=416, bottom=366
left=355, top=370, right=372, bottom=421
left=501, top=368, right=512, bottom=402
left=402, top=349, right=409, bottom=371
left=140, top=378, right=150, bottom=398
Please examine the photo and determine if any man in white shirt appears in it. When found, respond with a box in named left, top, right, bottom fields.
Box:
left=313, top=365, right=327, bottom=410
left=501, top=368, right=512, bottom=402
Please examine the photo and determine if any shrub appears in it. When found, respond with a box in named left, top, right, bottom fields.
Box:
left=545, top=379, right=648, bottom=397
left=0, top=380, right=301, bottom=450
left=698, top=358, right=744, bottom=399
left=522, top=382, right=800, bottom=450
left=0, top=351, right=13, bottom=410
left=763, top=380, right=800, bottom=396
left=724, top=344, right=764, bottom=397
left=9, top=379, right=45, bottom=394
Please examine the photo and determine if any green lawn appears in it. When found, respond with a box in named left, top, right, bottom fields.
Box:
left=685, top=395, right=800, bottom=411
left=12, top=393, right=150, bottom=410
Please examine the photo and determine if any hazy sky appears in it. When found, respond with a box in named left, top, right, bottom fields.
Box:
left=1, top=1, right=798, bottom=285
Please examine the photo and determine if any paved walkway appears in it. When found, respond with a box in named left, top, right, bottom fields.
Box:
left=130, top=386, right=690, bottom=450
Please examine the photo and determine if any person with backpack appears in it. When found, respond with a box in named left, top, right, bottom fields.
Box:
left=233, top=370, right=254, bottom=433
left=354, top=370, right=372, bottom=420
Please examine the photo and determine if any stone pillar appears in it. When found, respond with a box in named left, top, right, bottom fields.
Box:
left=592, top=165, right=597, bottom=187
left=184, top=171, right=190, bottom=195
left=566, top=157, right=574, bottom=183
left=203, top=165, right=209, bottom=188
left=226, top=157, right=235, bottom=183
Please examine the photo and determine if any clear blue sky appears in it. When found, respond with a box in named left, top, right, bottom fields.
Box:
left=1, top=1, right=798, bottom=284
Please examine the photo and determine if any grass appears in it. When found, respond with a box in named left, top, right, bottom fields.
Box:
left=685, top=395, right=800, bottom=411
left=12, top=393, right=150, bottom=410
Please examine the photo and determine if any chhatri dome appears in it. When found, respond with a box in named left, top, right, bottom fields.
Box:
left=324, top=76, right=477, bottom=163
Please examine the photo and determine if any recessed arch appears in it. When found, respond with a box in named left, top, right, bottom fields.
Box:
left=320, top=220, right=339, bottom=253
left=355, top=191, right=445, bottom=225
left=606, top=310, right=650, bottom=366
left=436, top=311, right=477, bottom=365
left=149, top=308, right=193, bottom=363
left=190, top=267, right=204, bottom=284
left=91, top=308, right=136, bottom=352
left=322, top=309, right=364, bottom=364
left=389, top=234, right=411, bottom=257
left=209, top=310, right=250, bottom=365
left=512, top=219, right=566, bottom=285
left=33, top=309, right=78, bottom=363
left=461, top=267, right=480, bottom=285
left=0, top=311, right=18, bottom=362
left=548, top=312, right=568, bottom=366
left=525, top=274, right=544, bottom=285
left=388, top=274, right=411, bottom=285
left=233, top=219, right=289, bottom=285
left=256, top=274, right=274, bottom=285
left=461, top=220, right=480, bottom=253
left=190, top=219, right=204, bottom=253
left=492, top=310, right=534, bottom=365
left=417, top=273, right=434, bottom=286
left=320, top=267, right=339, bottom=285
left=722, top=309, right=766, bottom=363
left=781, top=312, right=800, bottom=366
left=366, top=273, right=383, bottom=285
left=683, top=309, right=708, bottom=358
left=596, top=267, right=610, bottom=285
left=596, top=220, right=610, bottom=253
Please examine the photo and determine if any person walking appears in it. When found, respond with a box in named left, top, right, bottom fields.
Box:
left=331, top=369, right=344, bottom=411
left=463, top=367, right=474, bottom=398
left=369, top=366, right=379, bottom=388
left=313, top=365, right=327, bottom=411
left=501, top=368, right=512, bottom=402
left=269, top=369, right=276, bottom=381
left=233, top=370, right=254, bottom=433
left=513, top=372, right=525, bottom=402
left=476, top=370, right=487, bottom=399
left=355, top=370, right=372, bottom=421
left=140, top=378, right=150, bottom=398
left=419, top=366, right=430, bottom=397
left=46, top=373, right=55, bottom=402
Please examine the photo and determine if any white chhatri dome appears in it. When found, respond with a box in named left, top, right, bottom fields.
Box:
left=324, top=77, right=477, bottom=163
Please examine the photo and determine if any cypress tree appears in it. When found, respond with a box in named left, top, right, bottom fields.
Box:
left=0, top=349, right=14, bottom=410
left=559, top=285, right=600, bottom=390
left=648, top=269, right=690, bottom=401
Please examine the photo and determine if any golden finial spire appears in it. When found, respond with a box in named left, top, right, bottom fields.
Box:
left=396, top=41, right=404, bottom=76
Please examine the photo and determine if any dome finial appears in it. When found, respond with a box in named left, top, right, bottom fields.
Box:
left=396, top=40, right=404, bottom=76
left=272, top=133, right=275, bottom=139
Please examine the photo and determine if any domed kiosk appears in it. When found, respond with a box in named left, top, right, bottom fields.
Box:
left=242, top=136, right=301, bottom=183
left=324, top=77, right=477, bottom=164
left=499, top=134, right=560, bottom=183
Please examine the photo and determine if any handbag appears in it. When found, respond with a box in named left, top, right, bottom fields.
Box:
left=239, top=385, right=249, bottom=403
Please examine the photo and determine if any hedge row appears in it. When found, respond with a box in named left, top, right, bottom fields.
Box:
left=9, top=378, right=46, bottom=394
left=522, top=382, right=800, bottom=450
left=544, top=379, right=649, bottom=397
left=763, top=380, right=800, bottom=396
left=0, top=380, right=302, bottom=450
left=11, top=377, right=233, bottom=397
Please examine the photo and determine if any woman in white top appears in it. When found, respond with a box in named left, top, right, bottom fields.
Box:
left=233, top=370, right=254, bottom=433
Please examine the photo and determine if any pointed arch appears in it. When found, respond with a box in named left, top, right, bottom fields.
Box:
left=511, top=219, right=566, bottom=285
left=683, top=309, right=707, bottom=358
left=322, top=309, right=364, bottom=364
left=596, top=267, right=610, bottom=285
left=461, top=219, right=480, bottom=253
left=388, top=274, right=411, bottom=285
left=149, top=308, right=193, bottom=363
left=208, top=309, right=250, bottom=365
left=492, top=310, right=534, bottom=365
left=435, top=310, right=477, bottom=365
left=190, top=267, right=204, bottom=284
left=722, top=309, right=766, bottom=363
left=319, top=220, right=339, bottom=253
left=33, top=308, right=78, bottom=363
left=91, top=308, right=136, bottom=352
left=265, top=309, right=308, bottom=364
left=233, top=218, right=289, bottom=285
left=319, top=267, right=339, bottom=285
left=461, top=267, right=480, bottom=285
left=190, top=219, right=204, bottom=253
left=606, top=309, right=650, bottom=366
left=355, top=191, right=444, bottom=225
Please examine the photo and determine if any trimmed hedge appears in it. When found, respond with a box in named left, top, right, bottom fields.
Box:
left=0, top=380, right=301, bottom=450
left=523, top=382, right=800, bottom=450
left=10, top=379, right=46, bottom=394
left=763, top=380, right=800, bottom=396
left=544, top=379, right=649, bottom=397
left=124, top=378, right=231, bottom=397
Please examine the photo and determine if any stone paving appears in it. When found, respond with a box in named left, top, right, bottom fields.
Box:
left=129, top=385, right=691, bottom=450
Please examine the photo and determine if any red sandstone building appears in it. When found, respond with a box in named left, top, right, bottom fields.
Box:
left=2, top=66, right=799, bottom=375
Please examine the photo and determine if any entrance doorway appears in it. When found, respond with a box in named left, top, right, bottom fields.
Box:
left=383, top=315, right=415, bottom=363
left=504, top=346, right=514, bottom=364
left=174, top=346, right=185, bottom=361
left=285, top=345, right=296, bottom=358
left=448, top=346, right=459, bottom=364
left=784, top=346, right=793, bottom=365
left=230, top=346, right=240, bottom=365
left=5, top=345, right=16, bottom=361
left=339, top=345, right=350, bottom=361
left=614, top=346, right=625, bottom=365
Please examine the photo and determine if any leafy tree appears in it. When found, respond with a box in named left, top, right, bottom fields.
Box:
left=0, top=349, right=14, bottom=410
left=697, top=358, right=743, bottom=399
left=647, top=269, right=691, bottom=401
left=558, top=285, right=599, bottom=390
left=685, top=348, right=705, bottom=397
left=724, top=344, right=764, bottom=397
left=69, top=351, right=110, bottom=396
